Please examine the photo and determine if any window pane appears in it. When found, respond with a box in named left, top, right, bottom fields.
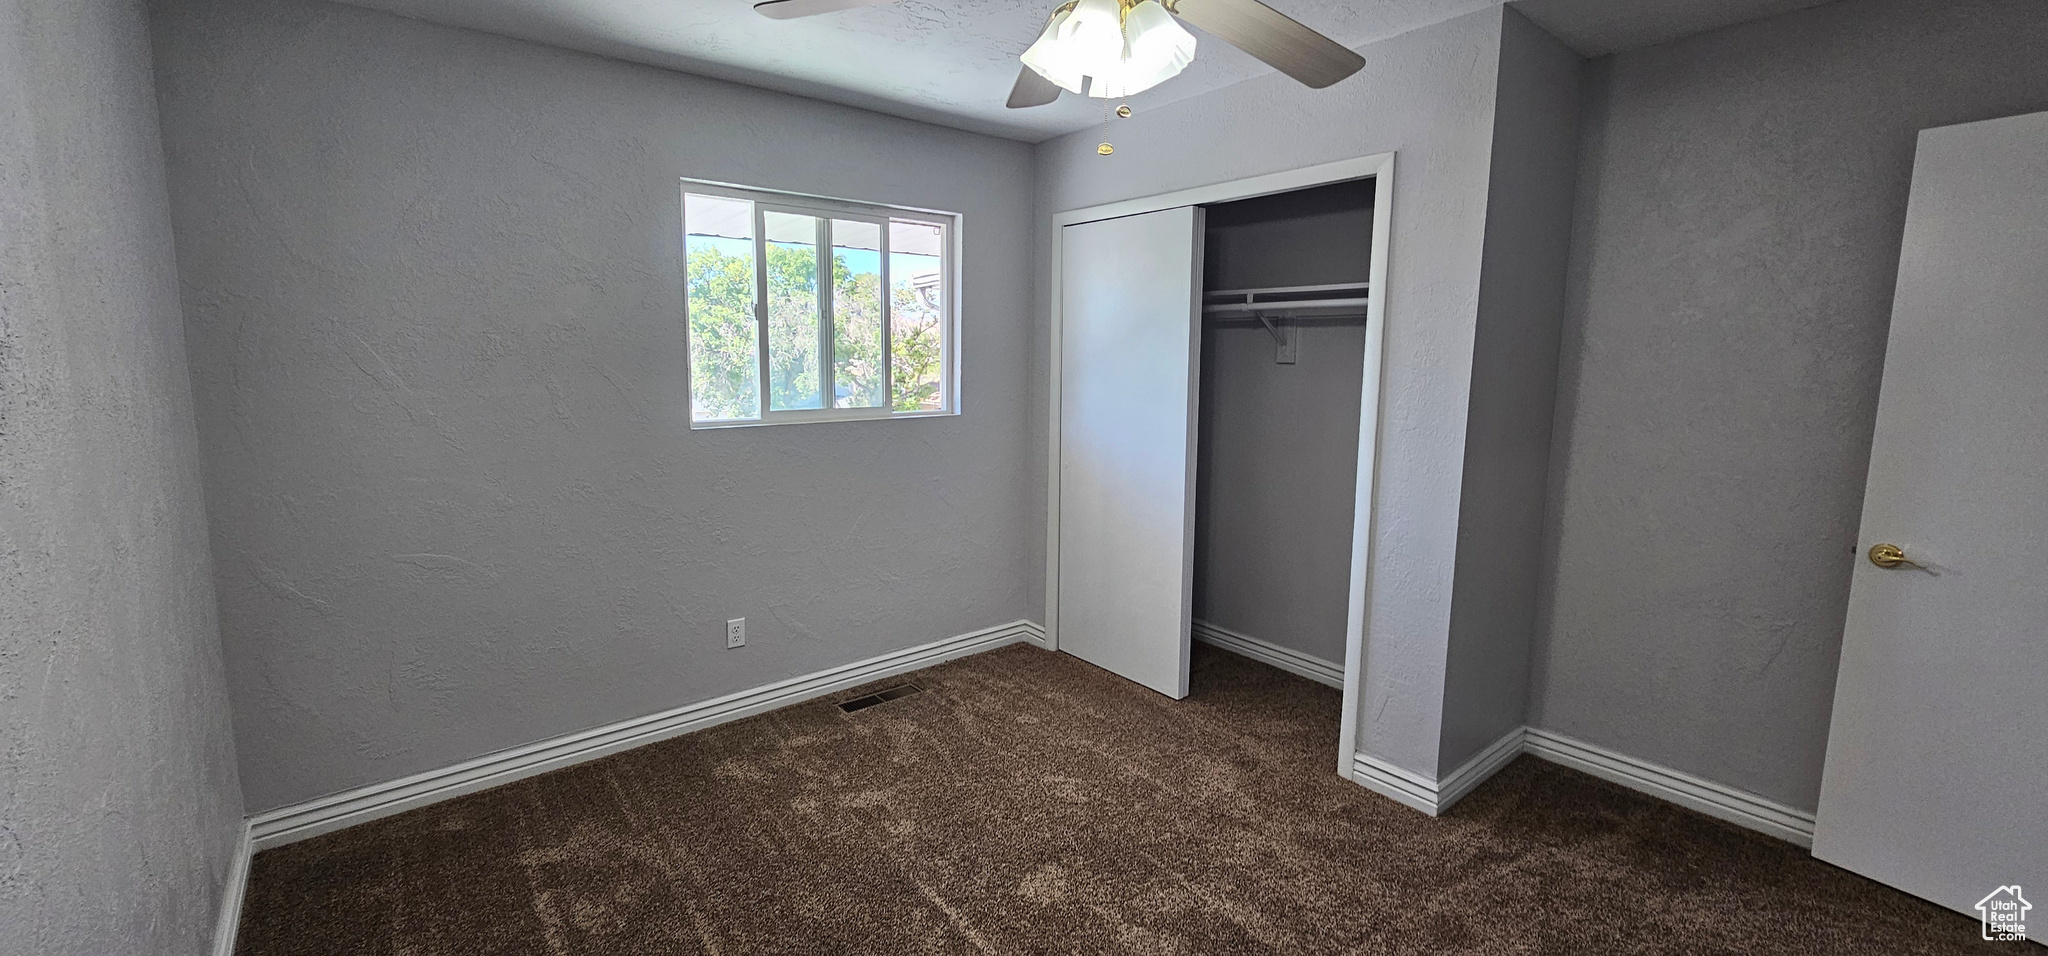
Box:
left=830, top=219, right=885, bottom=409
left=889, top=219, right=946, bottom=412
left=685, top=193, right=759, bottom=421
left=764, top=210, right=824, bottom=410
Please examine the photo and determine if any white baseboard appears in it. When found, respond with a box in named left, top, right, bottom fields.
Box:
left=1345, top=725, right=1817, bottom=847
left=1350, top=726, right=1524, bottom=816
left=247, top=620, right=1047, bottom=850
left=1435, top=726, right=1528, bottom=810
left=1521, top=728, right=1816, bottom=847
left=210, top=821, right=252, bottom=956
left=1191, top=619, right=1344, bottom=689
left=1350, top=752, right=1442, bottom=815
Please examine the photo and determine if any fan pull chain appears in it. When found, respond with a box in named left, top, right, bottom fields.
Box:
left=1098, top=96, right=1114, bottom=156
left=1097, top=8, right=1137, bottom=157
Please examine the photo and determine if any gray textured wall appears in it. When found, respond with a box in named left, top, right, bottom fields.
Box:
left=1193, top=184, right=1373, bottom=667
left=0, top=0, right=243, bottom=952
left=1438, top=8, right=1582, bottom=773
left=152, top=0, right=1039, bottom=813
left=1039, top=8, right=1509, bottom=778
left=1195, top=323, right=1368, bottom=667
left=1532, top=0, right=2048, bottom=810
left=1200, top=181, right=1375, bottom=292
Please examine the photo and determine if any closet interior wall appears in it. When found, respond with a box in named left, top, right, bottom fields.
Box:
left=1193, top=180, right=1375, bottom=669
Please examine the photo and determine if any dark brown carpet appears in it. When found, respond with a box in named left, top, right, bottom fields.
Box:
left=236, top=643, right=1999, bottom=955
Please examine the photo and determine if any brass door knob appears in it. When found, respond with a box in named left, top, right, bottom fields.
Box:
left=1868, top=543, right=1924, bottom=570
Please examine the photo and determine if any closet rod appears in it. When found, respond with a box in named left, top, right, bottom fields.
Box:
left=1205, top=312, right=1368, bottom=323
left=1206, top=281, right=1370, bottom=300
left=1203, top=301, right=1369, bottom=316
left=1202, top=281, right=1371, bottom=319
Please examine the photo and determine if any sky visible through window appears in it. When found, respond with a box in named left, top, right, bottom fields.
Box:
left=690, top=235, right=940, bottom=285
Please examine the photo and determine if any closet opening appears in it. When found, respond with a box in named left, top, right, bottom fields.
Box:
left=1046, top=154, right=1391, bottom=774
left=1191, top=178, right=1374, bottom=709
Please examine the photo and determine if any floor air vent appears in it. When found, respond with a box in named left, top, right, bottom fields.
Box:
left=838, top=683, right=923, bottom=713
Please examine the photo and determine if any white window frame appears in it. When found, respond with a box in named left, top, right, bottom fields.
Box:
left=681, top=179, right=961, bottom=428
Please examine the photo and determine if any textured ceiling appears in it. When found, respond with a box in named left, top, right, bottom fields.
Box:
left=1509, top=0, right=1837, bottom=56
left=328, top=0, right=1845, bottom=141
left=325, top=0, right=1499, bottom=140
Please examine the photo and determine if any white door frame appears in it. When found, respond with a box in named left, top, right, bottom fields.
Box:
left=1044, top=152, right=1395, bottom=778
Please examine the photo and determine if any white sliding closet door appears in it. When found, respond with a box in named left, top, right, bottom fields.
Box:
left=1056, top=207, right=1205, bottom=699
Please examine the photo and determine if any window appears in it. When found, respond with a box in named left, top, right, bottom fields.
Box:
left=682, top=182, right=957, bottom=427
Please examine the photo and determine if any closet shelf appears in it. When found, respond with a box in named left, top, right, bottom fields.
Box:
left=1202, top=282, right=1371, bottom=319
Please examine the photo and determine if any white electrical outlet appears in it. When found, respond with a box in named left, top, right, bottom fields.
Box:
left=725, top=618, right=746, bottom=648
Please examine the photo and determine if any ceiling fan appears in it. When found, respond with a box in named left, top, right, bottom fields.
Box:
left=751, top=0, right=1366, bottom=111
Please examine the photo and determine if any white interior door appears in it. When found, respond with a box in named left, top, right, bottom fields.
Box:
left=1056, top=207, right=1205, bottom=699
left=1813, top=110, right=2048, bottom=944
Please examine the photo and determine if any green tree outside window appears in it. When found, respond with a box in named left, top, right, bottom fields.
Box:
left=689, top=241, right=945, bottom=419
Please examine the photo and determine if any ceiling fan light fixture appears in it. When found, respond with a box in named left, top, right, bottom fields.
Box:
left=1108, top=0, right=1196, bottom=98
left=1021, top=0, right=1196, bottom=99
left=1021, top=0, right=1123, bottom=96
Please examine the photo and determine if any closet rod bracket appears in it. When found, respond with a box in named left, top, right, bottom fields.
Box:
left=1251, top=309, right=1287, bottom=345
left=1249, top=310, right=1298, bottom=364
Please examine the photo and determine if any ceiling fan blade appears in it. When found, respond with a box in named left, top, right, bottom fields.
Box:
left=1006, top=66, right=1063, bottom=109
left=752, top=0, right=895, bottom=20
left=1167, top=0, right=1364, bottom=89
